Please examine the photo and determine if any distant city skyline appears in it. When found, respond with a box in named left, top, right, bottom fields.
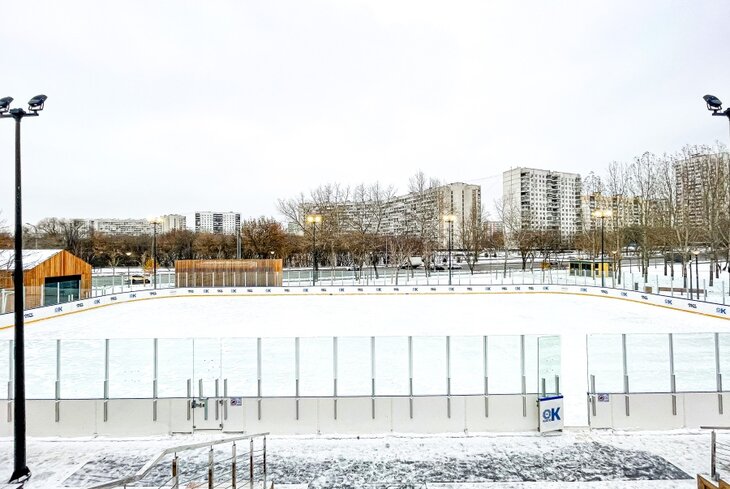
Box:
left=1, top=1, right=729, bottom=225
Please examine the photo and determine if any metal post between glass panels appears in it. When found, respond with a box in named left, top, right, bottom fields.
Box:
left=483, top=335, right=488, bottom=417
left=370, top=336, right=376, bottom=419
left=668, top=333, right=676, bottom=415
left=55, top=340, right=61, bottom=422
left=408, top=336, right=413, bottom=419
left=446, top=336, right=451, bottom=418
left=520, top=335, right=526, bottom=417
left=716, top=333, right=723, bottom=414
left=333, top=336, right=338, bottom=420
left=257, top=338, right=262, bottom=420
left=622, top=333, right=630, bottom=416
left=103, top=339, right=109, bottom=422
left=295, top=337, right=300, bottom=420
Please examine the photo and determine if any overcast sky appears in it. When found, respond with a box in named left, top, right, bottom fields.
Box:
left=1, top=0, right=729, bottom=226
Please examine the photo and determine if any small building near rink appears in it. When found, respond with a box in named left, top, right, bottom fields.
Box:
left=175, top=259, right=283, bottom=288
left=0, top=249, right=92, bottom=314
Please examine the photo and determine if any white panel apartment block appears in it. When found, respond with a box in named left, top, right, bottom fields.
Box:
left=195, top=211, right=241, bottom=235
left=502, top=167, right=582, bottom=242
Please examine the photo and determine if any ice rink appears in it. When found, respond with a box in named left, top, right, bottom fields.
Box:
left=2, top=292, right=727, bottom=340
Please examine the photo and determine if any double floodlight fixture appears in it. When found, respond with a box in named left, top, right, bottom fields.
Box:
left=443, top=214, right=457, bottom=223
left=591, top=209, right=613, bottom=218
left=306, top=214, right=322, bottom=224
left=692, top=249, right=701, bottom=256
left=0, top=94, right=48, bottom=117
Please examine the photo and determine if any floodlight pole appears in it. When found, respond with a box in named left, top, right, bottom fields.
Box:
left=152, top=221, right=159, bottom=289
left=600, top=215, right=606, bottom=288
left=2, top=107, right=40, bottom=484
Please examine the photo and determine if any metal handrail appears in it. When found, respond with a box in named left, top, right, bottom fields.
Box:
left=88, top=432, right=269, bottom=489
left=701, top=426, right=730, bottom=481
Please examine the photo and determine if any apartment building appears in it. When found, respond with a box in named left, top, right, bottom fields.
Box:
left=195, top=211, right=241, bottom=234
left=675, top=152, right=730, bottom=227
left=161, top=214, right=186, bottom=233
left=502, top=167, right=582, bottom=241
left=76, top=218, right=153, bottom=236
left=294, top=182, right=481, bottom=247
left=580, top=193, right=642, bottom=232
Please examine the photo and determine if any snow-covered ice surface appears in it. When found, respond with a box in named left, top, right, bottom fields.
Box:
left=0, top=430, right=709, bottom=488
left=2, top=293, right=727, bottom=340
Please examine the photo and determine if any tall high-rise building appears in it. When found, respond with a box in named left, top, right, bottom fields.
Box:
left=161, top=214, right=186, bottom=233
left=502, top=167, right=582, bottom=241
left=195, top=211, right=241, bottom=234
left=675, top=152, right=730, bottom=227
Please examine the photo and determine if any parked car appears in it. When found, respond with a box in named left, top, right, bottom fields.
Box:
left=125, top=275, right=150, bottom=285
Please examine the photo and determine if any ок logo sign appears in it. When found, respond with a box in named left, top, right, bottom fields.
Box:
left=542, top=407, right=561, bottom=422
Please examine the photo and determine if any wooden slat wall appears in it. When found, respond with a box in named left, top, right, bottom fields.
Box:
left=175, top=259, right=283, bottom=287
left=0, top=250, right=92, bottom=311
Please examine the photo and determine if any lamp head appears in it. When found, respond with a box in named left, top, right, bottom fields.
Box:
left=306, top=214, right=322, bottom=224
left=27, top=94, right=47, bottom=113
left=443, top=214, right=457, bottom=222
left=0, top=96, right=13, bottom=114
left=692, top=249, right=700, bottom=256
left=703, top=94, right=723, bottom=112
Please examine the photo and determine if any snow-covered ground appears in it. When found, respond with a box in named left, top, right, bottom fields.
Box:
left=0, top=429, right=713, bottom=488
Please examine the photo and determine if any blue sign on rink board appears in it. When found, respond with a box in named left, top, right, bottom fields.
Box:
left=538, top=395, right=564, bottom=433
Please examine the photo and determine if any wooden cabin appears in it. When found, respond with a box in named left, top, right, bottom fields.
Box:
left=0, top=249, right=92, bottom=313
left=175, top=259, right=283, bottom=288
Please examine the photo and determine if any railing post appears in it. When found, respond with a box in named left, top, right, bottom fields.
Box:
left=231, top=442, right=237, bottom=489
left=171, top=453, right=179, bottom=489
left=262, top=436, right=268, bottom=489
left=208, top=446, right=214, bottom=489
left=590, top=374, right=596, bottom=417
left=249, top=437, right=254, bottom=489
left=712, top=429, right=718, bottom=481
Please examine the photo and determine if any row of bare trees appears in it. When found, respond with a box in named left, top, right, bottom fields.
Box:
left=276, top=172, right=498, bottom=278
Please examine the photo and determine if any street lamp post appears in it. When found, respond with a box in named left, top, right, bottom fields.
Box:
left=692, top=249, right=701, bottom=301
left=149, top=218, right=162, bottom=289
left=306, top=215, right=322, bottom=286
left=1, top=94, right=47, bottom=483
left=702, top=95, right=730, bottom=297
left=125, top=252, right=133, bottom=291
left=443, top=214, right=456, bottom=286
left=591, top=209, right=613, bottom=288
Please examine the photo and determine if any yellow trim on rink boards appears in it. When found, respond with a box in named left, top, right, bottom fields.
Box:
left=0, top=289, right=727, bottom=330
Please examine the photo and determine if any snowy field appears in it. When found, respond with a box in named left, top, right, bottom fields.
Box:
left=0, top=430, right=713, bottom=488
